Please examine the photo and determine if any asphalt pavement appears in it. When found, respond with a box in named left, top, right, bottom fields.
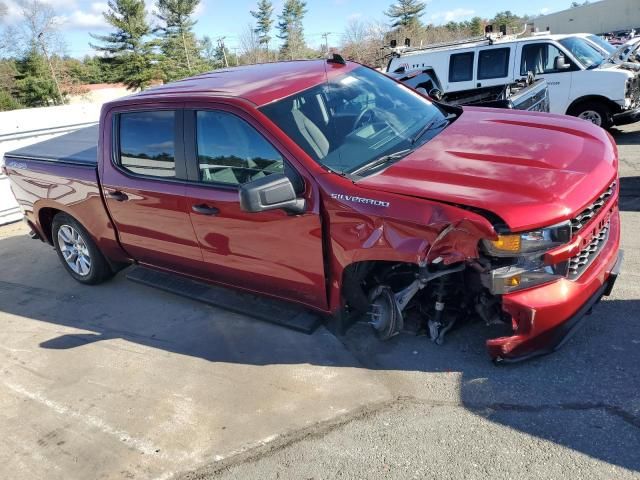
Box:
left=0, top=124, right=639, bottom=480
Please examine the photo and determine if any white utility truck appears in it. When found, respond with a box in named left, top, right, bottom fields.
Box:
left=387, top=33, right=640, bottom=129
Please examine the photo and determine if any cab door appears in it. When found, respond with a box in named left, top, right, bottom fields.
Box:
left=516, top=42, right=576, bottom=114
left=101, top=107, right=204, bottom=275
left=181, top=105, right=328, bottom=310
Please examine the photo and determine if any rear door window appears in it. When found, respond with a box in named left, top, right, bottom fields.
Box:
left=478, top=48, right=510, bottom=79
left=119, top=111, right=177, bottom=178
left=448, top=52, right=474, bottom=82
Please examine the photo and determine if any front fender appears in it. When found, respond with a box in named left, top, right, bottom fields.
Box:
left=318, top=176, right=496, bottom=313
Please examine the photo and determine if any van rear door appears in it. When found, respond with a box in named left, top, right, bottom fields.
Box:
left=474, top=45, right=514, bottom=90
left=444, top=48, right=476, bottom=92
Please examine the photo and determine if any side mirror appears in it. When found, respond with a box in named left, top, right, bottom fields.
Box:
left=429, top=88, right=444, bottom=101
left=239, top=173, right=306, bottom=214
left=554, top=55, right=571, bottom=70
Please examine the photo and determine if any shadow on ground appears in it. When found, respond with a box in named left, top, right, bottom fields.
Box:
left=619, top=176, right=640, bottom=211
left=612, top=127, right=640, bottom=146
left=1, top=231, right=639, bottom=473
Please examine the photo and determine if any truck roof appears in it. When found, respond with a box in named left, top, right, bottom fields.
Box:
left=116, top=60, right=356, bottom=108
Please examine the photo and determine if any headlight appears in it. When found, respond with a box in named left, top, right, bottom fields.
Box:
left=482, top=259, right=569, bottom=294
left=482, top=222, right=571, bottom=257
left=482, top=222, right=572, bottom=294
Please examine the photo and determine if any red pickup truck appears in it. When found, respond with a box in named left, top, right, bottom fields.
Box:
left=2, top=59, right=622, bottom=362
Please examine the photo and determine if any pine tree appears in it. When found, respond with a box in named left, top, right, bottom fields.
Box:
left=91, top=0, right=158, bottom=91
left=277, top=0, right=307, bottom=60
left=251, top=0, right=274, bottom=50
left=14, top=50, right=61, bottom=106
left=469, top=16, right=484, bottom=36
left=155, top=0, right=204, bottom=81
left=384, top=0, right=426, bottom=29
left=491, top=11, right=524, bottom=34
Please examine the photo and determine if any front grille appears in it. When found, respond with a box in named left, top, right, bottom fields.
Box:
left=568, top=222, right=610, bottom=279
left=627, top=75, right=640, bottom=106
left=570, top=181, right=616, bottom=233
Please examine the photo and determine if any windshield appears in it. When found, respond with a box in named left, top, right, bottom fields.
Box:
left=613, top=39, right=640, bottom=63
left=559, top=37, right=605, bottom=69
left=260, top=66, right=450, bottom=176
left=586, top=34, right=616, bottom=54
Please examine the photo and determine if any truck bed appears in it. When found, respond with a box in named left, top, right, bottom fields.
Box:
left=5, top=125, right=98, bottom=166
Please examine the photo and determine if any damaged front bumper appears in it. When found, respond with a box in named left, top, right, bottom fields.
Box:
left=487, top=211, right=622, bottom=363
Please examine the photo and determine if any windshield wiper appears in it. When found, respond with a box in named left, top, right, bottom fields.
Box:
left=350, top=149, right=413, bottom=176
left=411, top=117, right=451, bottom=145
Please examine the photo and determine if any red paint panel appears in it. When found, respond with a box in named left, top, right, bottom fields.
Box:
left=120, top=60, right=357, bottom=108
left=101, top=177, right=204, bottom=275
left=184, top=184, right=328, bottom=310
left=5, top=160, right=129, bottom=263
left=358, top=108, right=618, bottom=232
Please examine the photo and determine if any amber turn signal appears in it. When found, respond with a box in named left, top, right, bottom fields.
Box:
left=491, top=235, right=521, bottom=253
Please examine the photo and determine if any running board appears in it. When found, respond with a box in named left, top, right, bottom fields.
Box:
left=127, top=266, right=321, bottom=334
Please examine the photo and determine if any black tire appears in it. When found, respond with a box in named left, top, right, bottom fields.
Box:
left=569, top=101, right=613, bottom=130
left=51, top=213, right=114, bottom=285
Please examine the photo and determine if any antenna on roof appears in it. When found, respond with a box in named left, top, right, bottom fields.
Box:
left=327, top=53, right=346, bottom=65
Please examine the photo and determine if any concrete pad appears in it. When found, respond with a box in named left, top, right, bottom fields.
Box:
left=0, top=223, right=391, bottom=479
left=209, top=402, right=640, bottom=480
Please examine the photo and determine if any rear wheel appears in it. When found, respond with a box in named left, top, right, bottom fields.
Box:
left=52, top=213, right=113, bottom=285
left=569, top=101, right=612, bottom=129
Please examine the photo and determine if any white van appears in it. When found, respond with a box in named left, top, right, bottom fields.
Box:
left=387, top=33, right=640, bottom=129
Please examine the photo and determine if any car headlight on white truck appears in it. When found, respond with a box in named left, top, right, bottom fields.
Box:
left=481, top=222, right=572, bottom=294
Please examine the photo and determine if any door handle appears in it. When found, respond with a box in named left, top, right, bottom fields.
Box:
left=108, top=190, right=128, bottom=202
left=192, top=204, right=220, bottom=215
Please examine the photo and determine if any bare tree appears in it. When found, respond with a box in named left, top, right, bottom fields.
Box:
left=0, top=1, right=9, bottom=55
left=341, top=20, right=389, bottom=67
left=9, top=0, right=65, bottom=57
left=239, top=23, right=262, bottom=64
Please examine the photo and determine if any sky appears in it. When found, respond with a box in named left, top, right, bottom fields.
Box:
left=1, top=0, right=574, bottom=58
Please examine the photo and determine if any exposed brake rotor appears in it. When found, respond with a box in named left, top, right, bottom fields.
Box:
left=368, top=285, right=403, bottom=340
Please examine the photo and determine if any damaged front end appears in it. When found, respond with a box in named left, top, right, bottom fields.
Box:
left=345, top=192, right=621, bottom=363
left=343, top=219, right=511, bottom=350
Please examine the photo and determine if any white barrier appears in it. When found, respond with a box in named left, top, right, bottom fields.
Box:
left=0, top=103, right=105, bottom=225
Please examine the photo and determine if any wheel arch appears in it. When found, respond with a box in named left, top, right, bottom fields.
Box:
left=35, top=200, right=132, bottom=269
left=38, top=206, right=64, bottom=245
left=566, top=95, right=621, bottom=116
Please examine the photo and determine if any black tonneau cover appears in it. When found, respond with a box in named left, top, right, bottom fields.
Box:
left=5, top=125, right=98, bottom=166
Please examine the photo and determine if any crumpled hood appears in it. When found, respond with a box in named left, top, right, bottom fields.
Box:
left=357, top=108, right=618, bottom=231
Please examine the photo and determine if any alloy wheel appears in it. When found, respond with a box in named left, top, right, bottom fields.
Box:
left=57, top=224, right=92, bottom=276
